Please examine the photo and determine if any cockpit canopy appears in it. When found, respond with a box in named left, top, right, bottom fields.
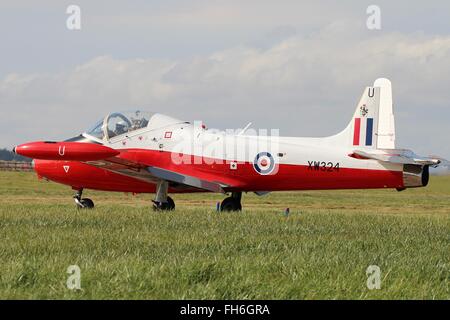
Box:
left=86, top=111, right=184, bottom=141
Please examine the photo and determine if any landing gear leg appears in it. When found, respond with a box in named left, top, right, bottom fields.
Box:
left=152, top=181, right=175, bottom=211
left=73, top=188, right=95, bottom=209
left=220, top=191, right=242, bottom=212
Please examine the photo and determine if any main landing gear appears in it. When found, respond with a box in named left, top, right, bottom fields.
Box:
left=152, top=181, right=175, bottom=211
left=151, top=186, right=242, bottom=212
left=73, top=189, right=95, bottom=209
left=71, top=184, right=242, bottom=212
left=220, top=192, right=242, bottom=212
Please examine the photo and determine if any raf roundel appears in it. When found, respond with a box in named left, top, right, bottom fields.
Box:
left=253, top=152, right=276, bottom=175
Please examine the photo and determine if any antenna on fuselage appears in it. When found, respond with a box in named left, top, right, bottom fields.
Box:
left=237, top=122, right=252, bottom=136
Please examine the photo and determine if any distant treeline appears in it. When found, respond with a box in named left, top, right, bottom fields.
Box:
left=0, top=149, right=32, bottom=162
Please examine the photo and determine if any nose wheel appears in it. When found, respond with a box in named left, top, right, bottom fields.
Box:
left=73, top=189, right=95, bottom=209
left=220, top=192, right=242, bottom=212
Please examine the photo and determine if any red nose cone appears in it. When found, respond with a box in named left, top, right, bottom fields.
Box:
left=14, top=141, right=120, bottom=161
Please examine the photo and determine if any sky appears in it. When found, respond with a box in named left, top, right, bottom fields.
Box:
left=0, top=1, right=449, bottom=161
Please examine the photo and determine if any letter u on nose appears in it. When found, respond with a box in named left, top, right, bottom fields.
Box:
left=58, top=146, right=66, bottom=156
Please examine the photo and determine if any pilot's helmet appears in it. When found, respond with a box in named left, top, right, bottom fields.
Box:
left=115, top=121, right=128, bottom=133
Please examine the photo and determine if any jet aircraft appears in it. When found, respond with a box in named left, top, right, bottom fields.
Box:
left=14, top=78, right=447, bottom=211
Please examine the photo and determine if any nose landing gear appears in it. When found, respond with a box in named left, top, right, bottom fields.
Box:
left=73, top=189, right=95, bottom=209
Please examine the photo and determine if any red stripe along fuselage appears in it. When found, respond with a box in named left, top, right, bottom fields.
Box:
left=33, top=149, right=404, bottom=193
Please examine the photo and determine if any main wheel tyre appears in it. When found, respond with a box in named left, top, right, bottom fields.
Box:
left=153, top=196, right=175, bottom=211
left=164, top=196, right=175, bottom=210
left=78, top=198, right=95, bottom=209
left=220, top=197, right=242, bottom=212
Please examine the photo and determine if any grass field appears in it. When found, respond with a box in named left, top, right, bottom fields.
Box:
left=0, top=171, right=448, bottom=299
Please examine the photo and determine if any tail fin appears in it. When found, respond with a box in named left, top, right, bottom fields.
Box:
left=332, top=78, right=396, bottom=149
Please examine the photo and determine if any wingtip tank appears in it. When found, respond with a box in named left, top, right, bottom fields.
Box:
left=14, top=141, right=120, bottom=161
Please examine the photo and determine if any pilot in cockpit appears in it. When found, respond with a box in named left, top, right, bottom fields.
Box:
left=115, top=121, right=129, bottom=136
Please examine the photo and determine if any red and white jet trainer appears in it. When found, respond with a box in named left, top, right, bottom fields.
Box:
left=14, top=78, right=447, bottom=211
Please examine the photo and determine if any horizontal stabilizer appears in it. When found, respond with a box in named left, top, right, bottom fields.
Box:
left=430, top=156, right=450, bottom=167
left=349, top=149, right=443, bottom=166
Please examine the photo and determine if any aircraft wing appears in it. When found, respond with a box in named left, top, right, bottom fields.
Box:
left=350, top=149, right=445, bottom=167
left=14, top=141, right=231, bottom=192
left=147, top=167, right=227, bottom=193
left=85, top=155, right=229, bottom=193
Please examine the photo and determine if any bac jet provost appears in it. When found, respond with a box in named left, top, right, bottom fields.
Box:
left=14, top=78, right=448, bottom=211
